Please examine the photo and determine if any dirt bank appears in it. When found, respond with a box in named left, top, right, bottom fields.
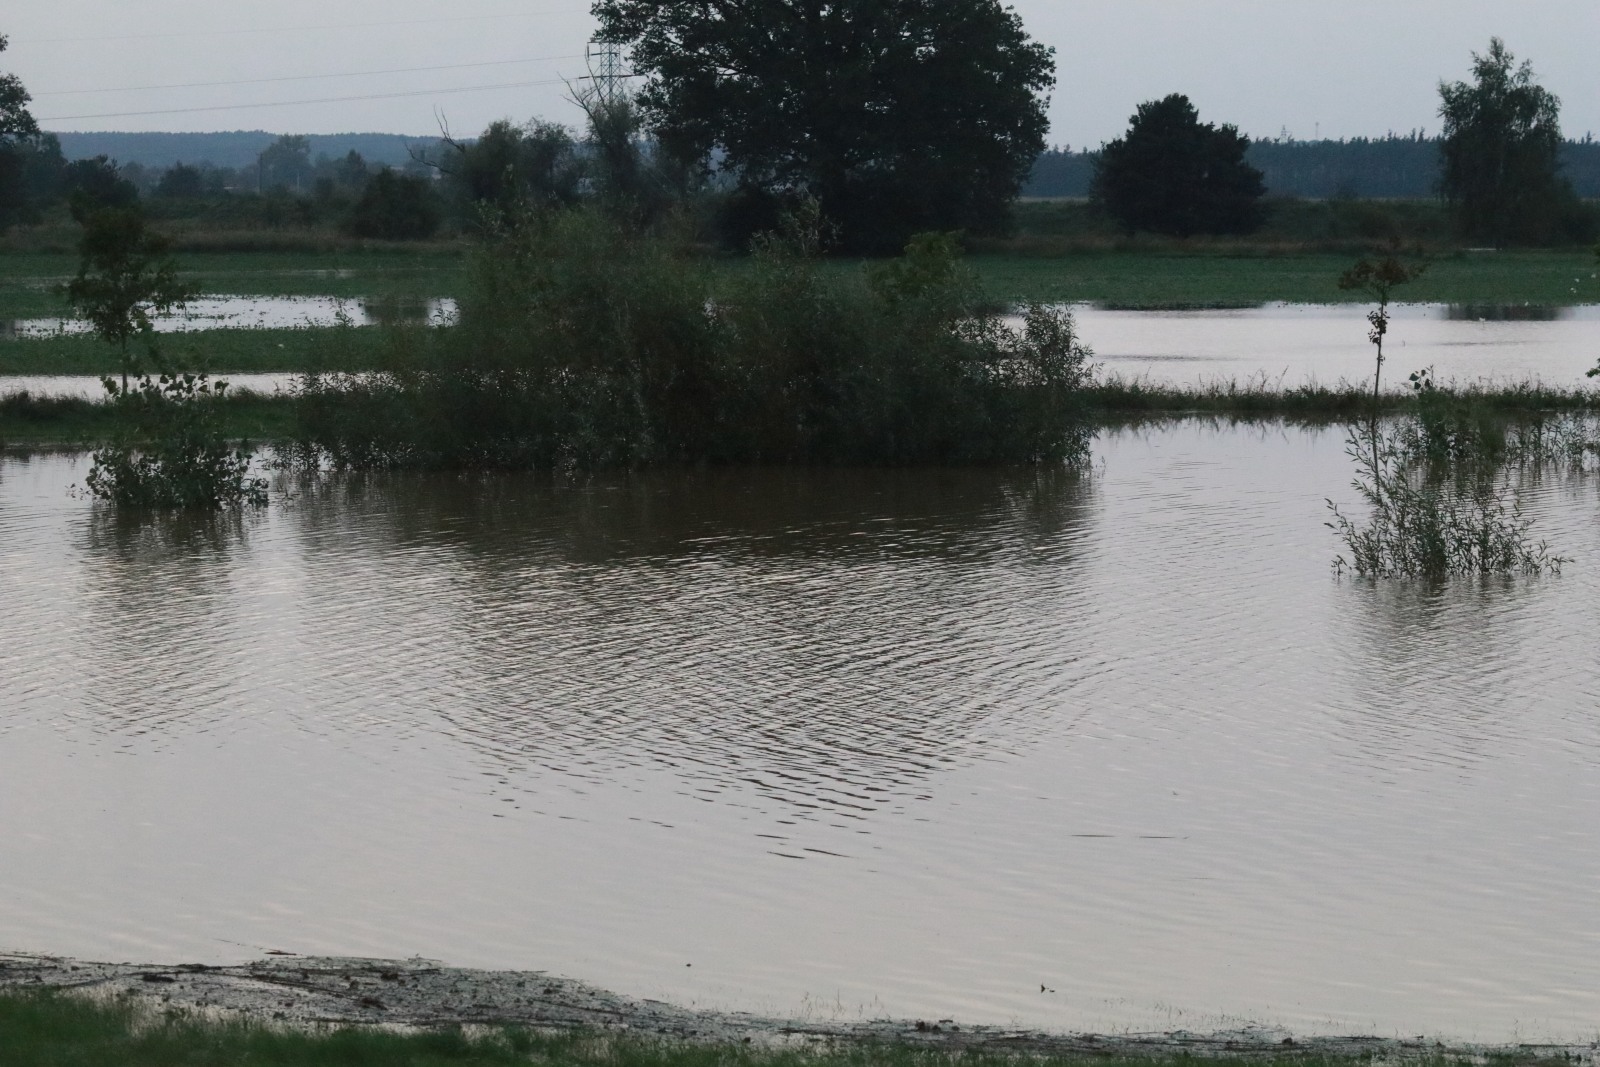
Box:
left=2, top=951, right=1594, bottom=1061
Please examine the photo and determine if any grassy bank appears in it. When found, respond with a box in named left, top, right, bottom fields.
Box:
left=0, top=388, right=296, bottom=449
left=0, top=990, right=1575, bottom=1067
left=5, top=381, right=1597, bottom=452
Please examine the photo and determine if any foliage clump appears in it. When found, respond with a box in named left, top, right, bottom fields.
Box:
left=292, top=205, right=1095, bottom=471
left=86, top=374, right=268, bottom=510
left=1090, top=94, right=1266, bottom=237
left=1326, top=416, right=1566, bottom=579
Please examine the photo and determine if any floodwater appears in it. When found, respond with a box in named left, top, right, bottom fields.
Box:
left=3, top=424, right=1599, bottom=1042
left=2, top=294, right=457, bottom=340
left=3, top=301, right=1596, bottom=399
left=1074, top=302, right=1600, bottom=388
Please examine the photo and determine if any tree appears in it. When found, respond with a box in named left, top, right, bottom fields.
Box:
left=0, top=33, right=35, bottom=140
left=1090, top=94, right=1265, bottom=237
left=63, top=199, right=197, bottom=392
left=1, top=32, right=43, bottom=230
left=441, top=119, right=583, bottom=216
left=155, top=162, right=205, bottom=199
left=346, top=169, right=443, bottom=240
left=257, top=134, right=312, bottom=192
left=63, top=155, right=139, bottom=209
left=1438, top=39, right=1575, bottom=246
left=592, top=0, right=1055, bottom=252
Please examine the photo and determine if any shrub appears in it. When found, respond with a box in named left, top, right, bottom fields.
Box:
left=1326, top=416, right=1566, bottom=578
left=292, top=205, right=1095, bottom=470
left=86, top=374, right=267, bottom=510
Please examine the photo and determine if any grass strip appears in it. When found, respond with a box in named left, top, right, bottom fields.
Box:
left=4, top=246, right=1596, bottom=320
left=0, top=990, right=1580, bottom=1067
left=0, top=327, right=392, bottom=376
left=4, top=382, right=1596, bottom=452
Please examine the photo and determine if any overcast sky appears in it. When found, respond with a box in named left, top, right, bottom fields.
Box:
left=6, top=1, right=1597, bottom=146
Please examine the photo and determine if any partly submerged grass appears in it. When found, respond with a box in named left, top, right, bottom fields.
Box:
left=0, top=388, right=296, bottom=449
left=0, top=248, right=471, bottom=320
left=3, top=243, right=1595, bottom=321
left=4, top=378, right=1597, bottom=452
left=0, top=990, right=1583, bottom=1067
left=0, top=327, right=393, bottom=376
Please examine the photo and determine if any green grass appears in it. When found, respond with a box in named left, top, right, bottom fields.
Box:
left=4, top=241, right=1595, bottom=323
left=0, top=990, right=1580, bottom=1067
left=966, top=250, right=1600, bottom=307
left=0, top=388, right=296, bottom=449
left=0, top=248, right=471, bottom=320
left=4, top=379, right=1596, bottom=452
left=0, top=327, right=392, bottom=376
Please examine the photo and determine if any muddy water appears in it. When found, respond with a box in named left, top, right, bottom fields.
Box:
left=2, top=426, right=1599, bottom=1040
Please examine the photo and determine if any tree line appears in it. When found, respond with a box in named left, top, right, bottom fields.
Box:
left=5, top=18, right=1597, bottom=252
left=1027, top=135, right=1600, bottom=201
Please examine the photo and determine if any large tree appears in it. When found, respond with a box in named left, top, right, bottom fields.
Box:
left=0, top=34, right=35, bottom=140
left=1438, top=39, right=1570, bottom=246
left=1, top=32, right=43, bottom=229
left=592, top=0, right=1055, bottom=252
left=1090, top=94, right=1265, bottom=237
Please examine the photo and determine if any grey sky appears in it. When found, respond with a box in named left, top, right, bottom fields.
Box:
left=7, top=1, right=1597, bottom=145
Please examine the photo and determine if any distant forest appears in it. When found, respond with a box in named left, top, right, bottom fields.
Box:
left=44, top=129, right=1600, bottom=201
left=1024, top=134, right=1600, bottom=199
left=51, top=131, right=429, bottom=171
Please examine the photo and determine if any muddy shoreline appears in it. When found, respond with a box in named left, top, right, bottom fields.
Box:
left=3, top=952, right=1595, bottom=1060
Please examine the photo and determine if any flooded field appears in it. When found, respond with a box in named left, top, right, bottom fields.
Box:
left=3, top=301, right=1595, bottom=398
left=2, top=294, right=457, bottom=340
left=3, top=423, right=1599, bottom=1041
left=1078, top=302, right=1600, bottom=387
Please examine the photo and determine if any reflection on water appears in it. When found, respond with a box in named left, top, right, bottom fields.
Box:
left=4, top=294, right=458, bottom=339
left=1444, top=303, right=1566, bottom=322
left=2, top=429, right=1599, bottom=1040
left=1066, top=302, right=1600, bottom=387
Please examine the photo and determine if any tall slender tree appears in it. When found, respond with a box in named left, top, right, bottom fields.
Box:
left=1438, top=39, right=1568, bottom=246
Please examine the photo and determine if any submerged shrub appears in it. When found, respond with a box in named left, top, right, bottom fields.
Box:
left=292, top=205, right=1095, bottom=470
left=86, top=373, right=267, bottom=510
left=1326, top=417, right=1566, bottom=578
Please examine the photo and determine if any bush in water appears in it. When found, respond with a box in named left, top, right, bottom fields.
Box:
left=292, top=204, right=1096, bottom=470
left=86, top=374, right=267, bottom=510
left=1326, top=416, right=1566, bottom=578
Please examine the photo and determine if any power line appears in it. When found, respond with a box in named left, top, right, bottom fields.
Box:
left=19, top=11, right=551, bottom=46
left=34, top=55, right=584, bottom=97
left=38, top=78, right=574, bottom=123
